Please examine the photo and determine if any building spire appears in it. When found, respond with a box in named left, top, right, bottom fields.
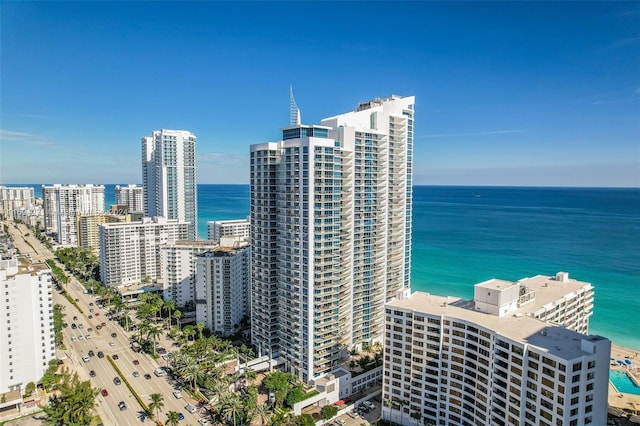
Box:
left=290, top=85, right=301, bottom=126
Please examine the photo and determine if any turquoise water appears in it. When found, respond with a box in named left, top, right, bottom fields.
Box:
left=16, top=184, right=640, bottom=350
left=610, top=370, right=640, bottom=395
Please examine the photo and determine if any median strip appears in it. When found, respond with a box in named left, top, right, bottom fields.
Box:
left=106, top=355, right=150, bottom=415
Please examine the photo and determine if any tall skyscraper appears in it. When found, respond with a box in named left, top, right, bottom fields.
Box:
left=42, top=184, right=105, bottom=245
left=142, top=129, right=198, bottom=240
left=250, top=95, right=415, bottom=382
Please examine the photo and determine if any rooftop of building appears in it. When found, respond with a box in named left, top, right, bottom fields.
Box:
left=476, top=273, right=593, bottom=314
left=354, top=95, right=406, bottom=112
left=170, top=240, right=220, bottom=248
left=387, top=290, right=606, bottom=360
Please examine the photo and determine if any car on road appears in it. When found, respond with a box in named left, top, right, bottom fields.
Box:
left=144, top=373, right=152, bottom=380
left=101, top=321, right=106, bottom=326
left=133, top=359, right=139, bottom=365
left=73, top=316, right=78, bottom=321
left=86, top=334, right=91, bottom=339
left=118, top=401, right=127, bottom=411
left=71, top=323, right=77, bottom=329
left=95, top=312, right=100, bottom=316
left=173, top=389, right=182, bottom=399
left=96, top=325, right=102, bottom=330
left=71, top=336, right=77, bottom=341
left=82, top=355, right=90, bottom=362
left=101, top=389, right=108, bottom=397
left=97, top=351, right=104, bottom=358
left=88, top=350, right=95, bottom=357
left=185, top=404, right=197, bottom=414
left=111, top=332, right=117, bottom=338
left=87, top=328, right=93, bottom=332
left=88, top=315, right=93, bottom=319
left=112, top=354, right=119, bottom=360
left=78, top=324, right=84, bottom=329
left=347, top=411, right=359, bottom=419
left=198, top=418, right=210, bottom=426
left=132, top=371, right=140, bottom=377
left=157, top=347, right=167, bottom=355
left=78, top=335, right=84, bottom=340
left=154, top=368, right=165, bottom=377
left=89, top=370, right=96, bottom=377
left=89, top=308, right=94, bottom=312
left=75, top=298, right=79, bottom=302
left=178, top=413, right=185, bottom=421
left=89, top=302, right=94, bottom=306
left=113, top=377, right=121, bottom=385
left=109, top=341, right=115, bottom=346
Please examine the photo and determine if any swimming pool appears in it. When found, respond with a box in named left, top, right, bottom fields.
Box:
left=610, top=370, right=640, bottom=395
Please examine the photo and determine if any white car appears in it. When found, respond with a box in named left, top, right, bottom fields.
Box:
left=86, top=334, right=91, bottom=339
left=198, top=419, right=210, bottom=426
left=78, top=335, right=84, bottom=340
left=336, top=420, right=346, bottom=426
left=173, top=390, right=182, bottom=399
left=71, top=336, right=77, bottom=341
left=185, top=404, right=197, bottom=414
left=82, top=355, right=90, bottom=362
left=109, top=341, right=115, bottom=346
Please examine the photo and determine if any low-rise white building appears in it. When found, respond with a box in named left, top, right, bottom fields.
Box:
left=207, top=218, right=250, bottom=243
left=195, top=238, right=250, bottom=336
left=161, top=240, right=219, bottom=307
left=0, top=256, right=55, bottom=394
left=99, top=217, right=189, bottom=287
left=382, top=279, right=609, bottom=426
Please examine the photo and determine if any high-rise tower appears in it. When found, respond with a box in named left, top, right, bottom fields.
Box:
left=142, top=129, right=198, bottom=240
left=250, top=95, right=415, bottom=382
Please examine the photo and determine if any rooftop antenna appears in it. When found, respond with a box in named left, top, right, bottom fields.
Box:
left=290, top=85, right=301, bottom=126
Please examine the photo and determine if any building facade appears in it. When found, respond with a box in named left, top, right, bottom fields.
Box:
left=77, top=213, right=138, bottom=254
left=0, top=186, right=35, bottom=220
left=142, top=129, right=198, bottom=240
left=195, top=238, right=250, bottom=336
left=382, top=282, right=608, bottom=426
left=160, top=240, right=219, bottom=307
left=0, top=256, right=55, bottom=394
left=115, top=184, right=144, bottom=213
left=42, top=184, right=105, bottom=245
left=250, top=95, right=415, bottom=382
left=207, top=218, right=251, bottom=243
left=99, top=217, right=189, bottom=287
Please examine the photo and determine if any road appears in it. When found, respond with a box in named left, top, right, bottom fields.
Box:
left=4, top=221, right=208, bottom=426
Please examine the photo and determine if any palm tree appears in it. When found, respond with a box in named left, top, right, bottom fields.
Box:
left=221, top=394, right=244, bottom=426
left=196, top=322, right=204, bottom=340
left=148, top=393, right=165, bottom=421
left=165, top=410, right=180, bottom=426
left=164, top=299, right=175, bottom=328
left=174, top=309, right=182, bottom=326
left=253, top=403, right=271, bottom=426
left=181, top=356, right=202, bottom=391
left=147, top=324, right=162, bottom=355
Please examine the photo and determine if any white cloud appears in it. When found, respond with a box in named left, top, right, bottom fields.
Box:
left=0, top=129, right=57, bottom=148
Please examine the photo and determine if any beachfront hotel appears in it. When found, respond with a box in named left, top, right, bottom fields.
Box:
left=142, top=129, right=198, bottom=240
left=115, top=184, right=144, bottom=213
left=42, top=184, right=105, bottom=246
left=250, top=94, right=415, bottom=382
left=98, top=217, right=189, bottom=287
left=382, top=275, right=608, bottom=426
left=0, top=255, right=55, bottom=396
left=207, top=218, right=251, bottom=243
left=195, top=238, right=250, bottom=336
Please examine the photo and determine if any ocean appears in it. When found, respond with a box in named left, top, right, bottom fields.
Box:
left=14, top=184, right=640, bottom=350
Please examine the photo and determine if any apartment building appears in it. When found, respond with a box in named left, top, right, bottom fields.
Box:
left=195, top=238, right=250, bottom=336
left=160, top=240, right=219, bottom=307
left=115, top=184, right=144, bottom=213
left=99, top=217, right=189, bottom=287
left=382, top=282, right=609, bottom=426
left=0, top=186, right=35, bottom=220
left=0, top=256, right=55, bottom=394
left=142, top=129, right=198, bottom=240
left=42, top=184, right=105, bottom=245
left=207, top=218, right=250, bottom=243
left=250, top=95, right=414, bottom=382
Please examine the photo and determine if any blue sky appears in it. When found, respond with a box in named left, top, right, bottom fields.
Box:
left=1, top=1, right=638, bottom=187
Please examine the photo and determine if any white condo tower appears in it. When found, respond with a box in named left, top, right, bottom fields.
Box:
left=142, top=129, right=198, bottom=240
left=250, top=94, right=415, bottom=382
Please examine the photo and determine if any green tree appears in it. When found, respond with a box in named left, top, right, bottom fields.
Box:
left=147, top=324, right=162, bottom=355
left=42, top=370, right=98, bottom=426
left=174, top=309, right=182, bottom=327
left=221, top=394, right=244, bottom=426
left=196, top=322, right=205, bottom=340
left=286, top=387, right=305, bottom=408
left=252, top=403, right=271, bottom=426
left=148, top=393, right=165, bottom=420
left=291, top=414, right=316, bottom=426
left=321, top=405, right=338, bottom=420
left=164, top=299, right=175, bottom=328
left=24, top=381, right=36, bottom=397
left=165, top=410, right=180, bottom=426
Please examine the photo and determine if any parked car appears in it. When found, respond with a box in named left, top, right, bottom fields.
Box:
left=173, top=389, right=182, bottom=399
left=185, top=404, right=197, bottom=414
left=336, top=420, right=346, bottom=426
left=101, top=389, right=108, bottom=397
